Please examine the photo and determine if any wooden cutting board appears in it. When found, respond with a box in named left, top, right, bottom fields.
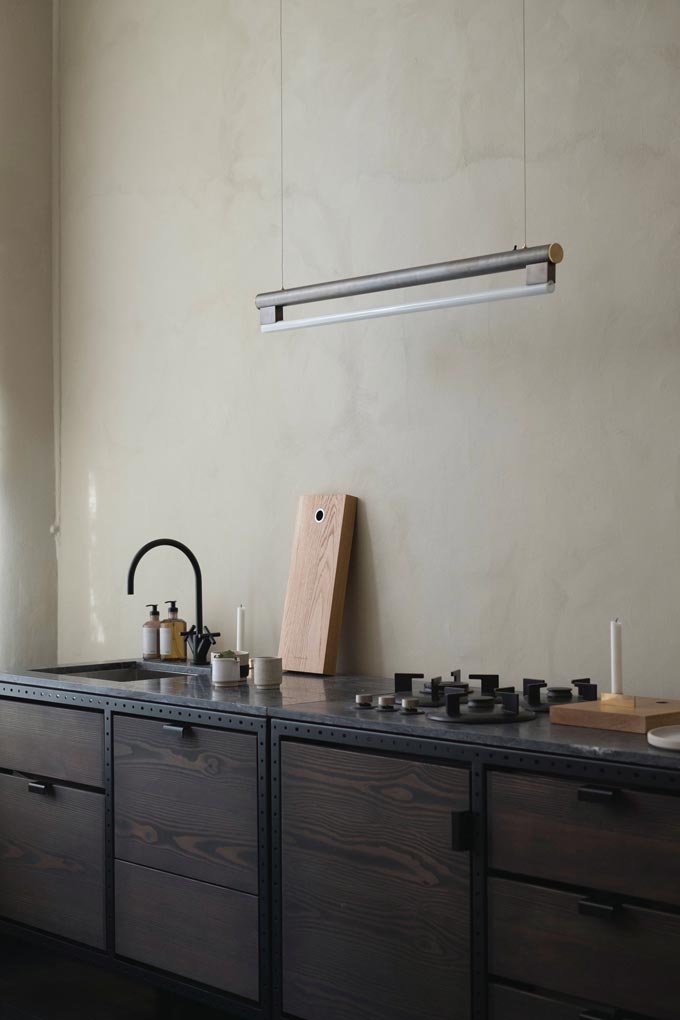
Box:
left=279, top=494, right=357, bottom=675
left=550, top=697, right=680, bottom=734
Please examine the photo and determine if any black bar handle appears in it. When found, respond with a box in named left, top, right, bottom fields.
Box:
left=28, top=781, right=52, bottom=795
left=162, top=723, right=192, bottom=737
left=577, top=785, right=618, bottom=804
left=451, top=810, right=473, bottom=852
left=578, top=898, right=619, bottom=919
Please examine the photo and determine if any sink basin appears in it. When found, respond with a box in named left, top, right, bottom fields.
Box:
left=34, top=660, right=202, bottom=684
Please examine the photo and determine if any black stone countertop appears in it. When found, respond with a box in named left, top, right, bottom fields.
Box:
left=271, top=688, right=680, bottom=773
left=2, top=660, right=680, bottom=772
left=0, top=659, right=389, bottom=716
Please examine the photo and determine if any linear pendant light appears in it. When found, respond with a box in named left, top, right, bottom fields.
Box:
left=256, top=1, right=563, bottom=333
left=256, top=244, right=562, bottom=331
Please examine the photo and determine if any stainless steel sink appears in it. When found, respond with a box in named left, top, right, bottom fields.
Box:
left=34, top=661, right=202, bottom=684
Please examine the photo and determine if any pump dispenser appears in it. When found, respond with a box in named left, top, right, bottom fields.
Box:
left=142, top=604, right=161, bottom=660
left=160, top=600, right=187, bottom=662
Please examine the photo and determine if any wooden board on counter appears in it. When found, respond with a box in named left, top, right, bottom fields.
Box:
left=550, top=696, right=680, bottom=733
left=279, top=493, right=357, bottom=675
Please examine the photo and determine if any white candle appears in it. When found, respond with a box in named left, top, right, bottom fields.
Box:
left=610, top=618, right=623, bottom=694
left=236, top=604, right=245, bottom=652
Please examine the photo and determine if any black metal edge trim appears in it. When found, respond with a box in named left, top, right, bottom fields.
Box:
left=0, top=683, right=265, bottom=735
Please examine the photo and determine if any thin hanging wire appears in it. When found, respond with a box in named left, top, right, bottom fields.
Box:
left=526, top=0, right=530, bottom=248
left=280, top=0, right=285, bottom=288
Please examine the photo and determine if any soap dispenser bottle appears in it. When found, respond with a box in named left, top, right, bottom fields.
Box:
left=142, top=604, right=161, bottom=660
left=160, top=600, right=187, bottom=662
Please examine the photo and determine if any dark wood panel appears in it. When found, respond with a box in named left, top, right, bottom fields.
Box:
left=489, top=876, right=680, bottom=1020
left=488, top=770, right=680, bottom=906
left=115, top=860, right=259, bottom=1000
left=281, top=742, right=470, bottom=1020
left=0, top=701, right=103, bottom=787
left=0, top=773, right=105, bottom=948
left=114, top=716, right=258, bottom=893
left=489, top=984, right=591, bottom=1020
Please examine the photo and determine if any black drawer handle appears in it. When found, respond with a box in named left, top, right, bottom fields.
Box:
left=578, top=898, right=619, bottom=919
left=28, top=781, right=52, bottom=795
left=162, top=723, right=192, bottom=737
left=577, top=785, right=618, bottom=804
left=451, top=810, right=473, bottom=852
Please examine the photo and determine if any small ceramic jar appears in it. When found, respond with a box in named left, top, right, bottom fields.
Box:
left=252, top=656, right=283, bottom=689
left=211, top=653, right=241, bottom=687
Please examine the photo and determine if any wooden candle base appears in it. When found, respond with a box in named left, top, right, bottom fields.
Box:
left=551, top=696, right=680, bottom=734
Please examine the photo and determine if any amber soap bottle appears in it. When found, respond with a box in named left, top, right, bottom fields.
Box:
left=142, top=603, right=161, bottom=660
left=160, top=600, right=187, bottom=662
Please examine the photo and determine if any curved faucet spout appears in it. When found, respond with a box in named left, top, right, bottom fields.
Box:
left=127, top=538, right=203, bottom=635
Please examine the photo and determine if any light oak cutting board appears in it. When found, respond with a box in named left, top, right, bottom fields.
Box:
left=279, top=494, right=357, bottom=675
left=550, top=696, right=680, bottom=734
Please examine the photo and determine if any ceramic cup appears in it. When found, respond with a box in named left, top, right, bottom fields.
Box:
left=211, top=654, right=241, bottom=687
left=253, top=656, right=283, bottom=689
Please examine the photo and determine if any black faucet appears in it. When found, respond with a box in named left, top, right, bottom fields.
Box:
left=127, top=539, right=220, bottom=666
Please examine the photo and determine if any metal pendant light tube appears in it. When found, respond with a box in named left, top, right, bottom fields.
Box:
left=256, top=242, right=563, bottom=329
left=261, top=280, right=554, bottom=333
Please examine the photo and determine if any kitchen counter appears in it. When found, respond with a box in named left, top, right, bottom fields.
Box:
left=1, top=661, right=679, bottom=772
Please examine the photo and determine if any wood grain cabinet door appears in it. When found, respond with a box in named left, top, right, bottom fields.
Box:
left=114, top=716, right=258, bottom=893
left=280, top=742, right=471, bottom=1020
left=0, top=773, right=105, bottom=948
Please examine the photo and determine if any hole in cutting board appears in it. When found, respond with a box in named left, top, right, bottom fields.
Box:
left=315, top=508, right=325, bottom=523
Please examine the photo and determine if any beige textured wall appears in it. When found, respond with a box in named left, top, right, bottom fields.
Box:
left=0, top=0, right=56, bottom=670
left=58, top=0, right=680, bottom=696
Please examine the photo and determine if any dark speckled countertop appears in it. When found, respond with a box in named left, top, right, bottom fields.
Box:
left=1, top=659, right=679, bottom=772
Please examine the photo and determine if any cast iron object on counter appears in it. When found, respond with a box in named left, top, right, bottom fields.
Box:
left=523, top=677, right=598, bottom=713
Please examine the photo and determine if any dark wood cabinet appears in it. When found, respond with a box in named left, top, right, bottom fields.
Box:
left=0, top=772, right=105, bottom=948
left=115, top=860, right=259, bottom=1000
left=488, top=984, right=635, bottom=1020
left=488, top=876, right=680, bottom=1020
left=280, top=741, right=471, bottom=1020
left=488, top=770, right=680, bottom=906
left=0, top=701, right=103, bottom=787
left=114, top=715, right=258, bottom=893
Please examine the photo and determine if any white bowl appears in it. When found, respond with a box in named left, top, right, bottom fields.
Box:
left=647, top=725, right=680, bottom=751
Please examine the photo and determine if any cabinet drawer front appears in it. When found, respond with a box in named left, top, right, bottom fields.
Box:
left=0, top=772, right=105, bottom=947
left=489, top=877, right=680, bottom=1020
left=0, top=701, right=103, bottom=787
left=115, top=860, right=258, bottom=1000
left=488, top=770, right=680, bottom=906
left=489, top=984, right=612, bottom=1020
left=114, top=716, right=258, bottom=893
left=281, top=742, right=471, bottom=1020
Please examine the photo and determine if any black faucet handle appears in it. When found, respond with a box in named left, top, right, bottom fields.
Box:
left=202, top=627, right=221, bottom=645
left=181, top=625, right=197, bottom=639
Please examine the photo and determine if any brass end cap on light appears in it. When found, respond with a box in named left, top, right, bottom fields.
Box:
left=548, top=242, right=564, bottom=264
